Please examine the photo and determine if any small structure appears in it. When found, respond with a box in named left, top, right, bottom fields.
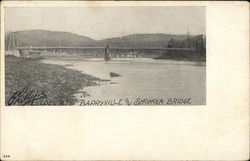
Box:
left=18, top=46, right=43, bottom=59
left=28, top=50, right=43, bottom=59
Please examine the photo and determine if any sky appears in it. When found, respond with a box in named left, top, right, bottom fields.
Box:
left=5, top=6, right=205, bottom=40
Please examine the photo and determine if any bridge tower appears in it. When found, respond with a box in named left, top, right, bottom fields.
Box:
left=7, top=32, right=17, bottom=50
left=6, top=32, right=19, bottom=56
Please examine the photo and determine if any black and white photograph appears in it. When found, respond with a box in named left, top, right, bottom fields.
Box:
left=4, top=6, right=206, bottom=106
left=1, top=1, right=249, bottom=161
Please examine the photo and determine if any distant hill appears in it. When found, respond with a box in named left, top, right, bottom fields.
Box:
left=5, top=30, right=95, bottom=48
left=5, top=30, right=195, bottom=49
left=97, top=34, right=190, bottom=48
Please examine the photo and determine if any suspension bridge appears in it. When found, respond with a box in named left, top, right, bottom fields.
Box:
left=5, top=32, right=204, bottom=59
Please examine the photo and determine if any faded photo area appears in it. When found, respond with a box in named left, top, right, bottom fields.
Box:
left=4, top=6, right=206, bottom=106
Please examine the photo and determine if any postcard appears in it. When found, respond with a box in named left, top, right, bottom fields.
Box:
left=0, top=1, right=249, bottom=160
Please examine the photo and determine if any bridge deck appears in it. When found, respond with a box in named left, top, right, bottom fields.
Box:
left=16, top=46, right=196, bottom=51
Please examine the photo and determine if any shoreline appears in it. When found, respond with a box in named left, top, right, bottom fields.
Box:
left=5, top=55, right=108, bottom=105
left=154, top=51, right=206, bottom=62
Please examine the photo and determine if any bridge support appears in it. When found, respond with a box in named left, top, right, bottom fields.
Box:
left=6, top=32, right=21, bottom=57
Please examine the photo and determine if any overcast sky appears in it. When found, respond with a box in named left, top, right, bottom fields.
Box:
left=5, top=6, right=205, bottom=40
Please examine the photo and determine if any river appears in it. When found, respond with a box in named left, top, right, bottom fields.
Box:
left=42, top=58, right=206, bottom=105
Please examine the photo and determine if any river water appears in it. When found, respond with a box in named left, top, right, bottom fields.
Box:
left=43, top=58, right=206, bottom=105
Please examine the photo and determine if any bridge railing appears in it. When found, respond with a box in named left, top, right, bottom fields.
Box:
left=16, top=46, right=196, bottom=51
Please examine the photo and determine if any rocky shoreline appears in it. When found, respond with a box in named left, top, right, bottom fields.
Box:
left=5, top=55, right=107, bottom=105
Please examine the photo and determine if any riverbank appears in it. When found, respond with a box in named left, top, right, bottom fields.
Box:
left=5, top=55, right=106, bottom=105
left=154, top=50, right=206, bottom=62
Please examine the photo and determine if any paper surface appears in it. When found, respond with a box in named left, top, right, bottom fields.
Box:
left=0, top=1, right=249, bottom=160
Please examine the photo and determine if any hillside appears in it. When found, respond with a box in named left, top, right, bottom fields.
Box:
left=5, top=30, right=95, bottom=48
left=97, top=34, right=190, bottom=48
left=5, top=30, right=195, bottom=49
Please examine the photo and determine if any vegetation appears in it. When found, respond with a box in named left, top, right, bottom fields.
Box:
left=155, top=35, right=206, bottom=61
left=154, top=50, right=206, bottom=62
left=98, top=34, right=195, bottom=48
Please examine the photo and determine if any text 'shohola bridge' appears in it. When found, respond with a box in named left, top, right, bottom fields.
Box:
left=6, top=32, right=205, bottom=59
